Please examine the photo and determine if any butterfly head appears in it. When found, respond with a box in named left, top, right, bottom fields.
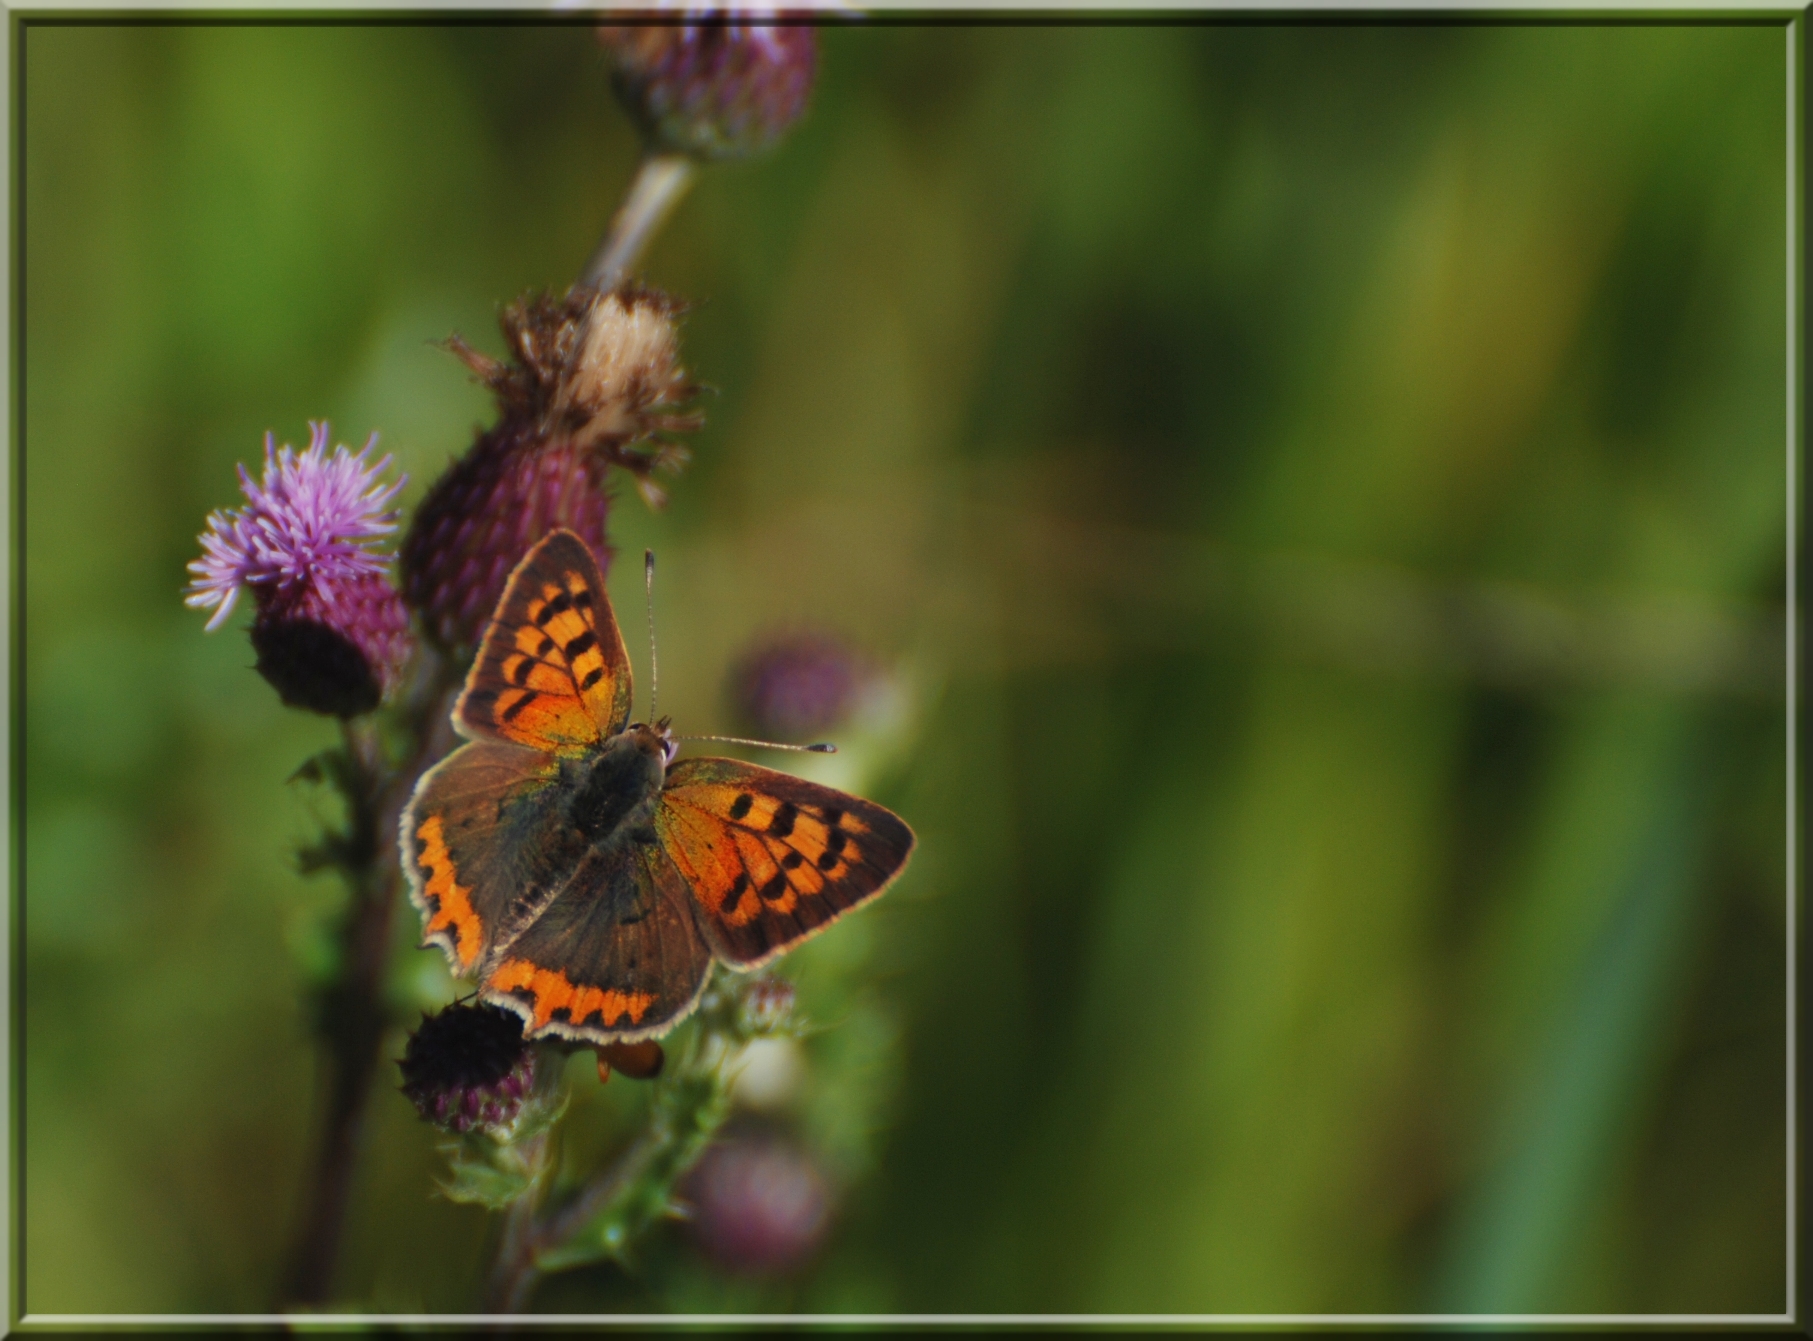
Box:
left=625, top=716, right=680, bottom=767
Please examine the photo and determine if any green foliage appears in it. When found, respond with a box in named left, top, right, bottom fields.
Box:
left=438, top=1090, right=568, bottom=1211
left=536, top=976, right=798, bottom=1276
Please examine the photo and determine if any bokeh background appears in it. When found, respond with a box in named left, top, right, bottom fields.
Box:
left=21, top=20, right=1790, bottom=1316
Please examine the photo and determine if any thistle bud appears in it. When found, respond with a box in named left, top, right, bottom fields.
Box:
left=729, top=632, right=866, bottom=741
left=401, top=286, right=699, bottom=652
left=684, top=1131, right=831, bottom=1274
left=186, top=423, right=411, bottom=717
left=399, top=1002, right=537, bottom=1137
left=598, top=16, right=818, bottom=161
left=737, top=975, right=796, bottom=1037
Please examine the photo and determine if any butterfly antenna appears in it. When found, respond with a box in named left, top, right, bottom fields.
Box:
left=677, top=734, right=837, bottom=755
left=644, top=549, right=659, bottom=724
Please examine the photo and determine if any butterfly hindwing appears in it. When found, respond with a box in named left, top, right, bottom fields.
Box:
left=656, top=758, right=916, bottom=969
left=401, top=739, right=576, bottom=978
left=481, top=841, right=715, bottom=1043
left=456, top=530, right=633, bottom=754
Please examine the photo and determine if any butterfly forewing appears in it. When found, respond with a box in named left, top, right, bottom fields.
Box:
left=481, top=843, right=715, bottom=1043
left=656, top=758, right=916, bottom=969
left=401, top=739, right=571, bottom=977
left=456, top=530, right=633, bottom=754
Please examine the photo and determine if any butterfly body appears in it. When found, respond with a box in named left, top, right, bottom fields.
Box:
left=559, top=723, right=668, bottom=842
left=402, top=531, right=914, bottom=1045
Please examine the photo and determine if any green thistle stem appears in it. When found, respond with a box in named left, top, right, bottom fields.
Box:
left=485, top=1128, right=556, bottom=1312
left=583, top=151, right=697, bottom=292
left=279, top=653, right=462, bottom=1307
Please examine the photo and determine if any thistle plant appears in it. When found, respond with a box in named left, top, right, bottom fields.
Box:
left=183, top=15, right=851, bottom=1314
left=187, top=424, right=411, bottom=717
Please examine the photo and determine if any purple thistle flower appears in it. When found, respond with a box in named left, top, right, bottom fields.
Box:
left=187, top=422, right=404, bottom=628
left=188, top=423, right=413, bottom=717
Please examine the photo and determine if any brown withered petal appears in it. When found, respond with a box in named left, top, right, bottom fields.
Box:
left=448, top=285, right=697, bottom=444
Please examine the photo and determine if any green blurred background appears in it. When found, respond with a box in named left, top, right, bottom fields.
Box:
left=21, top=20, right=1790, bottom=1316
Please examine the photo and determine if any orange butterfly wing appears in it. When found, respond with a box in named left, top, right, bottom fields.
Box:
left=655, top=758, right=916, bottom=969
left=454, top=530, right=633, bottom=755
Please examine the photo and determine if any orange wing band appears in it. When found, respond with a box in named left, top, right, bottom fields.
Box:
left=488, top=958, right=656, bottom=1031
left=415, top=814, right=483, bottom=973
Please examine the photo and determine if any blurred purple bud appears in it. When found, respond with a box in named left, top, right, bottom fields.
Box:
left=598, top=13, right=818, bottom=161
left=685, top=1133, right=831, bottom=1274
left=729, top=631, right=866, bottom=741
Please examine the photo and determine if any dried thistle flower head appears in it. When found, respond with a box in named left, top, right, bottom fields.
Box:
left=447, top=288, right=694, bottom=433
left=562, top=289, right=691, bottom=447
left=447, top=285, right=699, bottom=504
left=401, top=286, right=700, bottom=652
left=187, top=423, right=412, bottom=717
left=598, top=13, right=818, bottom=161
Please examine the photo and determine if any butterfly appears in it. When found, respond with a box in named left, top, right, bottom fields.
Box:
left=400, top=528, right=915, bottom=1045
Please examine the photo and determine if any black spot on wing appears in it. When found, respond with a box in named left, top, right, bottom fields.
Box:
left=579, top=666, right=604, bottom=691
left=728, top=794, right=754, bottom=821
left=565, top=631, right=596, bottom=659
left=768, top=802, right=798, bottom=839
